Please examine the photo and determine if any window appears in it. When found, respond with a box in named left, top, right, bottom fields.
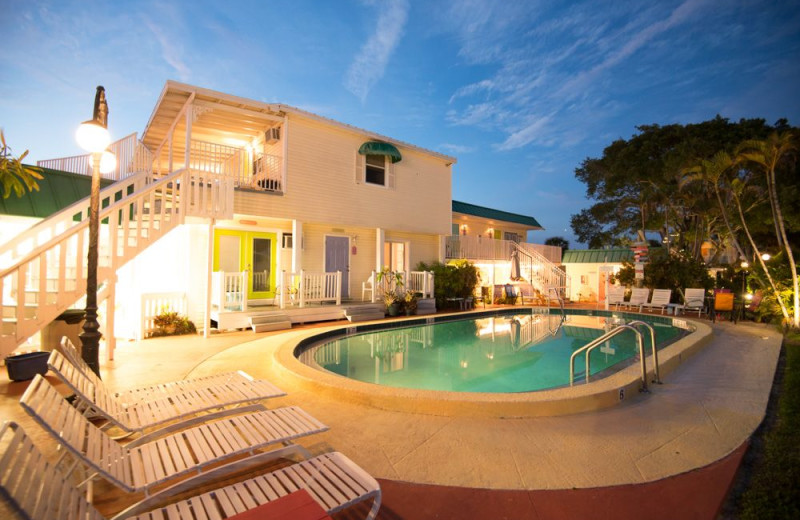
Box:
left=383, top=241, right=406, bottom=272
left=504, top=232, right=521, bottom=243
left=452, top=224, right=459, bottom=236
left=282, top=233, right=293, bottom=249
left=365, top=154, right=386, bottom=186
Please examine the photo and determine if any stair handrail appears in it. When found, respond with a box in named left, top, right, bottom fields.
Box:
left=627, top=320, right=661, bottom=384
left=569, top=324, right=648, bottom=392
left=0, top=170, right=152, bottom=267
left=0, top=168, right=183, bottom=281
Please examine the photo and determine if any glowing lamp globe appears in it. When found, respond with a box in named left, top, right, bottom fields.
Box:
left=99, top=150, right=116, bottom=174
left=76, top=121, right=111, bottom=153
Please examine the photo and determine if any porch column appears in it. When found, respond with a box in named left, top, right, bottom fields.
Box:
left=204, top=219, right=215, bottom=338
left=184, top=102, right=193, bottom=169
left=375, top=227, right=385, bottom=273
left=438, top=235, right=446, bottom=263
left=292, top=220, right=303, bottom=272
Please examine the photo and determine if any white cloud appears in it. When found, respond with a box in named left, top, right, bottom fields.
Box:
left=438, top=143, right=475, bottom=154
left=144, top=19, right=191, bottom=81
left=344, top=0, right=410, bottom=102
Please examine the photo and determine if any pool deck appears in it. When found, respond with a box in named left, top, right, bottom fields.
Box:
left=0, top=308, right=783, bottom=519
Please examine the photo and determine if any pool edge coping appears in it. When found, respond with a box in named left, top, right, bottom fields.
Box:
left=271, top=310, right=714, bottom=418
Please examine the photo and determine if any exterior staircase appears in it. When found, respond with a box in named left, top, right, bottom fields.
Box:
left=514, top=242, right=570, bottom=304
left=0, top=156, right=234, bottom=357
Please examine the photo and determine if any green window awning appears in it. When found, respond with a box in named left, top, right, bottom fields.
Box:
left=358, top=141, right=402, bottom=163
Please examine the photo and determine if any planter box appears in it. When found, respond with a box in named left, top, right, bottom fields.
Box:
left=5, top=352, right=50, bottom=381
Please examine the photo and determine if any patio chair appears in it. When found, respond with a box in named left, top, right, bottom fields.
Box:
left=48, top=349, right=285, bottom=435
left=679, top=288, right=707, bottom=317
left=362, top=271, right=375, bottom=301
left=624, top=287, right=649, bottom=311
left=607, top=285, right=626, bottom=309
left=712, top=291, right=737, bottom=323
left=504, top=284, right=520, bottom=304
left=0, top=420, right=382, bottom=520
left=640, top=289, right=672, bottom=314
left=18, top=375, right=335, bottom=504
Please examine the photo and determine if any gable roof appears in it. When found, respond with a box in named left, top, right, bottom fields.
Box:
left=452, top=200, right=543, bottom=230
left=142, top=81, right=457, bottom=165
left=0, top=166, right=113, bottom=218
left=561, top=248, right=633, bottom=264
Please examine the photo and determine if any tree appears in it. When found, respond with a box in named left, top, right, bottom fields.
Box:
left=737, top=131, right=799, bottom=328
left=544, top=236, right=569, bottom=250
left=1, top=130, right=42, bottom=198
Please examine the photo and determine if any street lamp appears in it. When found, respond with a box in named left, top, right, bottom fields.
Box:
left=740, top=260, right=749, bottom=322
left=76, top=86, right=112, bottom=376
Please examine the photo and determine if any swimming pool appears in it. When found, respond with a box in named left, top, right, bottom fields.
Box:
left=301, top=309, right=691, bottom=393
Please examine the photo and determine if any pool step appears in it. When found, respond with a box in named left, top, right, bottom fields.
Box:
left=416, top=298, right=436, bottom=315
left=344, top=305, right=384, bottom=322
left=249, top=314, right=292, bottom=333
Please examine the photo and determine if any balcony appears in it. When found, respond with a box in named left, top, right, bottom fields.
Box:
left=444, top=236, right=561, bottom=263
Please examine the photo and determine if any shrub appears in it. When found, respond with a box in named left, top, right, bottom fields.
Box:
left=416, top=259, right=480, bottom=309
left=151, top=310, right=196, bottom=337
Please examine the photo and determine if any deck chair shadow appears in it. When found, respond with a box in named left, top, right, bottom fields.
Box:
left=51, top=345, right=284, bottom=435
left=18, top=375, right=338, bottom=510
left=0, top=420, right=382, bottom=520
left=641, top=289, right=672, bottom=314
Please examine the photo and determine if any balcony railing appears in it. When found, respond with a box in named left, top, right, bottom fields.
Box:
left=445, top=236, right=561, bottom=264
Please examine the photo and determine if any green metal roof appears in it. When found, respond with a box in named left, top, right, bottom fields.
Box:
left=0, top=165, right=113, bottom=218
left=452, top=200, right=543, bottom=229
left=561, top=248, right=633, bottom=264
left=358, top=141, right=402, bottom=163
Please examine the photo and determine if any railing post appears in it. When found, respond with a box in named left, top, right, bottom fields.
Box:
left=241, top=270, right=248, bottom=312
left=279, top=270, right=286, bottom=310
left=336, top=270, right=342, bottom=305
left=299, top=270, right=306, bottom=308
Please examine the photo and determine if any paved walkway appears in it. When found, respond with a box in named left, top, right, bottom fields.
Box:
left=0, top=316, right=782, bottom=519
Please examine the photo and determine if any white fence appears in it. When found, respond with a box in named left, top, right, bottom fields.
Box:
left=279, top=270, right=341, bottom=308
left=140, top=292, right=187, bottom=340
left=212, top=271, right=248, bottom=312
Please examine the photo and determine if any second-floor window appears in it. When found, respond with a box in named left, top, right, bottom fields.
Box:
left=365, top=154, right=386, bottom=186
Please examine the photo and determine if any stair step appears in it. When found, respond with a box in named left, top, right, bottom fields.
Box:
left=343, top=306, right=385, bottom=322
left=416, top=298, right=436, bottom=315
left=249, top=314, right=292, bottom=333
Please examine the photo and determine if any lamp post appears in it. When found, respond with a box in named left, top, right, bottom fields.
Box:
left=740, top=260, right=749, bottom=322
left=76, top=86, right=111, bottom=376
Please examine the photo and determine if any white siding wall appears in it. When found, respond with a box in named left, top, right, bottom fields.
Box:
left=235, top=114, right=452, bottom=235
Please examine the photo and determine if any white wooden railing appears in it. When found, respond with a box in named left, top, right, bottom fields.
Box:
left=36, top=133, right=153, bottom=181
left=445, top=236, right=515, bottom=261
left=514, top=243, right=569, bottom=298
left=279, top=270, right=341, bottom=309
left=140, top=292, right=187, bottom=340
left=366, top=270, right=434, bottom=303
left=0, top=167, right=234, bottom=357
left=211, top=271, right=248, bottom=312
left=188, top=140, right=283, bottom=193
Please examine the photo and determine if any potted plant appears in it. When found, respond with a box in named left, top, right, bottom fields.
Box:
left=383, top=289, right=402, bottom=316
left=404, top=290, right=418, bottom=315
left=377, top=268, right=405, bottom=316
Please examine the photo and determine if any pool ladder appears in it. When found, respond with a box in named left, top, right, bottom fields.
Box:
left=569, top=321, right=661, bottom=392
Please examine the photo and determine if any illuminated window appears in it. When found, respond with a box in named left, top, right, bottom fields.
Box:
left=384, top=241, right=406, bottom=272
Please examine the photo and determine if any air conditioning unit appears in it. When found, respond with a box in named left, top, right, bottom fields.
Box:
left=265, top=127, right=280, bottom=144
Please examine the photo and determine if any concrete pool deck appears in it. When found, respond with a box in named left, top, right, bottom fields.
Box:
left=0, top=311, right=783, bottom=518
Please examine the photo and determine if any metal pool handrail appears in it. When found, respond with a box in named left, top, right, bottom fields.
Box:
left=569, top=324, right=648, bottom=392
left=627, top=320, right=661, bottom=384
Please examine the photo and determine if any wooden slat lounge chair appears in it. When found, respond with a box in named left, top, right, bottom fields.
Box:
left=19, top=375, right=331, bottom=503
left=48, top=349, right=285, bottom=435
left=680, top=288, right=707, bottom=317
left=0, top=420, right=382, bottom=520
left=58, top=337, right=281, bottom=405
left=640, top=289, right=672, bottom=314
left=624, top=287, right=649, bottom=311
left=607, top=285, right=626, bottom=309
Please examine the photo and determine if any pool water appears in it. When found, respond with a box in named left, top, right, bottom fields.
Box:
left=308, top=312, right=688, bottom=393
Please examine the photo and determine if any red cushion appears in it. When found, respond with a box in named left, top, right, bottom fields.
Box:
left=224, top=489, right=332, bottom=520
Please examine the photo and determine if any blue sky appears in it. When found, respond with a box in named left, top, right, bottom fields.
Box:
left=2, top=0, right=799, bottom=247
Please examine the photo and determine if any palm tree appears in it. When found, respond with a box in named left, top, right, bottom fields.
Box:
left=1, top=130, right=41, bottom=198
left=737, top=131, right=798, bottom=328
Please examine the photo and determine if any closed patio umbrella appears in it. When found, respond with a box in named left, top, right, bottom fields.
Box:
left=510, top=249, right=521, bottom=280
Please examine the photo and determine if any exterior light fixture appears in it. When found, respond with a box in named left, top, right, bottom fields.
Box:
left=761, top=253, right=771, bottom=261
left=740, top=261, right=749, bottom=269
left=76, top=85, right=111, bottom=376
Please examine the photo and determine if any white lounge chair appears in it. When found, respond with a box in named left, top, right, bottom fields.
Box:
left=362, top=271, right=375, bottom=301
left=624, top=287, right=649, bottom=311
left=641, top=289, right=672, bottom=314
left=607, top=285, right=626, bottom=309
left=49, top=348, right=285, bottom=434
left=680, top=288, right=707, bottom=316
left=0, top=420, right=382, bottom=520
left=19, top=375, right=330, bottom=500
left=58, top=337, right=279, bottom=405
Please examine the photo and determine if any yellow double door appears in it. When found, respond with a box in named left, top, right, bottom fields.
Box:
left=213, top=229, right=277, bottom=300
